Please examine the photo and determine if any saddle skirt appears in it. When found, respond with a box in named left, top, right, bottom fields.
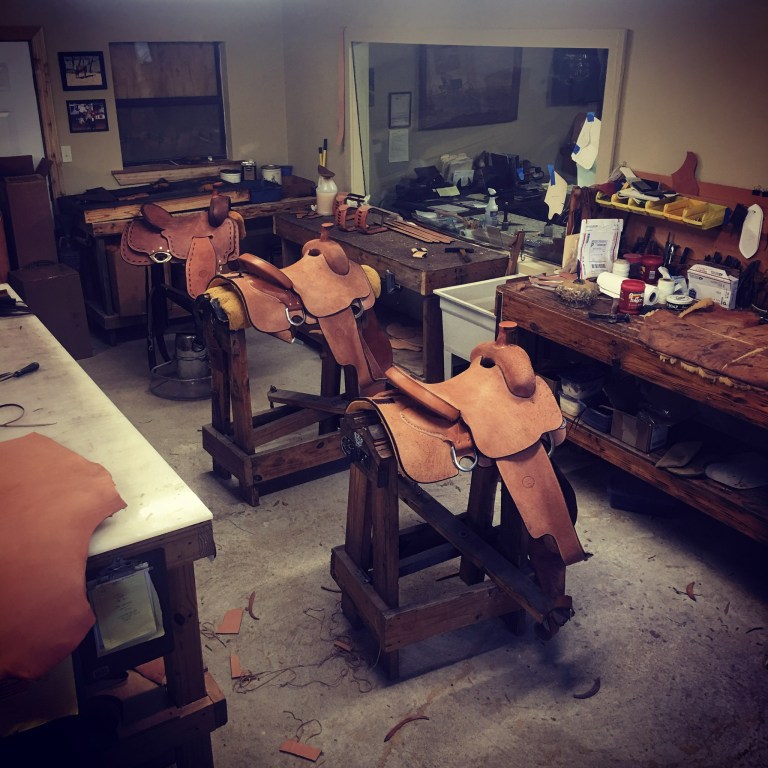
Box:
left=120, top=197, right=239, bottom=297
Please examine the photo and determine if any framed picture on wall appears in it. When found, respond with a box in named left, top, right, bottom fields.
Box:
left=66, top=99, right=109, bottom=133
left=388, top=92, right=412, bottom=128
left=59, top=51, right=108, bottom=91
left=548, top=49, right=607, bottom=107
left=418, top=45, right=522, bottom=130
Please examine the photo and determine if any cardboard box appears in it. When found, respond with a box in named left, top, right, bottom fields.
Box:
left=686, top=264, right=739, bottom=309
left=1, top=174, right=58, bottom=268
left=611, top=409, right=668, bottom=453
left=0, top=155, right=35, bottom=177
left=0, top=211, right=9, bottom=283
left=8, top=263, right=92, bottom=359
left=106, top=243, right=146, bottom=316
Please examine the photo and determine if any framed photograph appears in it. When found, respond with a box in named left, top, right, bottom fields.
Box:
left=66, top=99, right=109, bottom=133
left=388, top=91, right=411, bottom=128
left=548, top=48, right=607, bottom=107
left=59, top=51, right=107, bottom=91
left=418, top=45, right=522, bottom=131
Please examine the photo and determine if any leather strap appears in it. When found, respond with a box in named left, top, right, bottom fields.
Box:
left=384, top=365, right=460, bottom=423
left=238, top=253, right=294, bottom=290
left=209, top=193, right=231, bottom=226
left=496, top=443, right=586, bottom=566
left=318, top=310, right=387, bottom=396
left=186, top=236, right=218, bottom=298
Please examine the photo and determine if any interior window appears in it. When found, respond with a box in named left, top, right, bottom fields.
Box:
left=109, top=41, right=227, bottom=166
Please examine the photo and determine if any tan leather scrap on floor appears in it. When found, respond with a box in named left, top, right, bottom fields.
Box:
left=0, top=433, right=126, bottom=681
left=279, top=740, right=322, bottom=762
left=638, top=306, right=768, bottom=390
left=216, top=607, right=244, bottom=634
left=230, top=653, right=245, bottom=679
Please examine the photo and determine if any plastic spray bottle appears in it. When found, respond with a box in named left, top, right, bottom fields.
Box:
left=485, top=188, right=498, bottom=226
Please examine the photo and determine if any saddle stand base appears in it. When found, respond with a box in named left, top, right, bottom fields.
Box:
left=200, top=304, right=350, bottom=506
left=331, top=410, right=554, bottom=679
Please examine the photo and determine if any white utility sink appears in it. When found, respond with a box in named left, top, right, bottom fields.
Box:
left=434, top=258, right=556, bottom=379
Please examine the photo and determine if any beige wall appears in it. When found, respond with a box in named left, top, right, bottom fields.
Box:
left=282, top=0, right=768, bottom=191
left=3, top=0, right=767, bottom=195
left=3, top=0, right=288, bottom=194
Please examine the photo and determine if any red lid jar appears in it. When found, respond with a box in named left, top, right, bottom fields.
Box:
left=618, top=279, right=645, bottom=314
left=640, top=255, right=663, bottom=285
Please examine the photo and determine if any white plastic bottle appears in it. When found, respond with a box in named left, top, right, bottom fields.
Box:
left=485, top=188, right=498, bottom=226
left=316, top=172, right=338, bottom=216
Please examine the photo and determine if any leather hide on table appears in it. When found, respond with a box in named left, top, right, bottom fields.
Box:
left=638, top=307, right=768, bottom=390
left=0, top=433, right=126, bottom=681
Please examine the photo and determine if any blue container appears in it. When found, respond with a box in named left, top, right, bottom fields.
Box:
left=244, top=180, right=283, bottom=203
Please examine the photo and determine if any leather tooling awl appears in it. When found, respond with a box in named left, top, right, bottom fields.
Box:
left=0, top=362, right=40, bottom=382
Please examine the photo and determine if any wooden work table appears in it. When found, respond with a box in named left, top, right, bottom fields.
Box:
left=62, top=192, right=313, bottom=338
left=274, top=213, right=512, bottom=382
left=0, top=285, right=225, bottom=766
left=497, top=279, right=768, bottom=544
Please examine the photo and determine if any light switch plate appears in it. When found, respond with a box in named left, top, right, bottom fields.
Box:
left=61, top=145, right=73, bottom=163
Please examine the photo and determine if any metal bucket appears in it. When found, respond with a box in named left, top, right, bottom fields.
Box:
left=175, top=333, right=209, bottom=381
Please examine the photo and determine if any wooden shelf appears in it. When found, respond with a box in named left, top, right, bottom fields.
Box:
left=498, top=281, right=768, bottom=545
left=563, top=416, right=768, bottom=544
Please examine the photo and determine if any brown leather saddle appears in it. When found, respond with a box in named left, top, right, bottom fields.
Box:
left=120, top=195, right=239, bottom=297
left=348, top=324, right=585, bottom=635
left=208, top=225, right=391, bottom=396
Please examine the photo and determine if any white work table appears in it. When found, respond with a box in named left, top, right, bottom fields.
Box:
left=0, top=284, right=225, bottom=767
left=0, top=284, right=212, bottom=556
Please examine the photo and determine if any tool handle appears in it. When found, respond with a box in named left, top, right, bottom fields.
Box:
left=14, top=362, right=39, bottom=378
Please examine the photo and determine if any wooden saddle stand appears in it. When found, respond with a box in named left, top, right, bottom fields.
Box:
left=192, top=224, right=586, bottom=677
left=120, top=194, right=245, bottom=368
left=333, top=322, right=586, bottom=677
left=196, top=222, right=391, bottom=506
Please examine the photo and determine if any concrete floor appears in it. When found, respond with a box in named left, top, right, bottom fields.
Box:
left=79, top=328, right=768, bottom=768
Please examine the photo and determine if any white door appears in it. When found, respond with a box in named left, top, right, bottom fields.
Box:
left=0, top=41, right=46, bottom=165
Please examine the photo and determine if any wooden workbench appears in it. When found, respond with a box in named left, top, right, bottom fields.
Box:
left=0, top=284, right=226, bottom=765
left=497, top=280, right=768, bottom=544
left=66, top=193, right=313, bottom=339
left=273, top=213, right=512, bottom=382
